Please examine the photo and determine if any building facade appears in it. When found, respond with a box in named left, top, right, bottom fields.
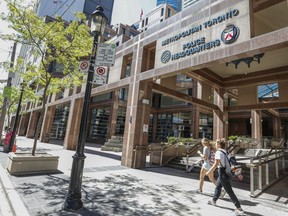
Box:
left=17, top=0, right=288, bottom=169
left=182, top=0, right=200, bottom=9
left=157, top=0, right=182, bottom=12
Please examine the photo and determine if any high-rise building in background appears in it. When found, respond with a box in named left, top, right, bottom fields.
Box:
left=133, top=4, right=177, bottom=32
left=35, top=0, right=114, bottom=24
left=156, top=0, right=182, bottom=12
left=182, top=0, right=200, bottom=9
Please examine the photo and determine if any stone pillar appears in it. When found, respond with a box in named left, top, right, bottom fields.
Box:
left=251, top=110, right=262, bottom=139
left=273, top=116, right=281, bottom=139
left=40, top=106, right=56, bottom=143
left=191, top=80, right=199, bottom=139
left=152, top=113, right=158, bottom=141
left=63, top=98, right=83, bottom=150
left=122, top=82, right=152, bottom=168
left=18, top=113, right=30, bottom=136
left=278, top=81, right=288, bottom=102
left=152, top=94, right=160, bottom=141
left=26, top=111, right=40, bottom=138
left=213, top=88, right=226, bottom=140
left=191, top=106, right=199, bottom=139
left=107, top=90, right=120, bottom=138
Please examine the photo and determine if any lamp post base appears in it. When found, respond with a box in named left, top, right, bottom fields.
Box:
left=63, top=193, right=83, bottom=211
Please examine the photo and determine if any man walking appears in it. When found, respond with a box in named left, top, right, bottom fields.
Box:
left=206, top=139, right=244, bottom=215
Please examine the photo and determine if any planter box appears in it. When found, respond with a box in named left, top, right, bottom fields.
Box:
left=6, top=152, right=60, bottom=176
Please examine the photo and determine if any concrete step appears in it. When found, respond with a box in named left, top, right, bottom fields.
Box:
left=106, top=140, right=123, bottom=144
left=103, top=143, right=123, bottom=148
left=101, top=146, right=122, bottom=152
left=111, top=136, right=123, bottom=140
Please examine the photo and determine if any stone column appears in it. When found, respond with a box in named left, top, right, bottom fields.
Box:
left=273, top=116, right=281, bottom=139
left=213, top=88, right=226, bottom=140
left=63, top=98, right=83, bottom=150
left=26, top=111, right=40, bottom=138
left=251, top=110, right=262, bottom=139
left=191, top=106, right=199, bottom=139
left=191, top=80, right=199, bottom=139
left=18, top=113, right=30, bottom=136
left=107, top=90, right=120, bottom=139
left=121, top=82, right=152, bottom=168
left=152, top=94, right=160, bottom=141
left=40, top=106, right=56, bottom=142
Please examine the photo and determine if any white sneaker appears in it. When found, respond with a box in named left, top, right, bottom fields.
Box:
left=207, top=200, right=216, bottom=206
left=234, top=208, right=244, bottom=215
left=219, top=190, right=226, bottom=199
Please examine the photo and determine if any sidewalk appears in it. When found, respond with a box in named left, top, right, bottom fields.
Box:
left=0, top=137, right=287, bottom=216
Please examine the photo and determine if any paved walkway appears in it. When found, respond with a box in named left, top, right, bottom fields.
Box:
left=0, top=137, right=287, bottom=216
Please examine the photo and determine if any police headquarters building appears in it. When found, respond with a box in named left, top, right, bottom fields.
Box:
left=17, top=0, right=288, bottom=168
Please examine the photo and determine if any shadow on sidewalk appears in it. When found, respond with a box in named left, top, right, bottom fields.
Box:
left=13, top=172, right=200, bottom=215
left=84, top=148, right=121, bottom=161
left=142, top=166, right=250, bottom=191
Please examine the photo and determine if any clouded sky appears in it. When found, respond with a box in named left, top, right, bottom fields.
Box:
left=111, top=0, right=155, bottom=25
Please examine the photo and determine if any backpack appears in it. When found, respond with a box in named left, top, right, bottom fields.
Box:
left=209, top=148, right=215, bottom=166
left=219, top=149, right=241, bottom=178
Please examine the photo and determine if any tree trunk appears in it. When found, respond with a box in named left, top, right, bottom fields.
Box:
left=31, top=84, right=49, bottom=156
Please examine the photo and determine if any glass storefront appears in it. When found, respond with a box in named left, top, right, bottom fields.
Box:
left=156, top=112, right=191, bottom=142
left=50, top=105, right=70, bottom=140
left=199, top=113, right=213, bottom=140
left=88, top=107, right=110, bottom=140
left=115, top=107, right=126, bottom=136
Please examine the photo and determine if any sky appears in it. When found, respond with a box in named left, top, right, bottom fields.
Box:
left=0, top=0, right=156, bottom=88
left=111, top=0, right=156, bottom=25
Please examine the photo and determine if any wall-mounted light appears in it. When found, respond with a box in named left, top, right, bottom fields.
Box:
left=226, top=53, right=264, bottom=69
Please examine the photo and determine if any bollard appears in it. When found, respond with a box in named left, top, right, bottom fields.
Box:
left=12, top=144, right=16, bottom=152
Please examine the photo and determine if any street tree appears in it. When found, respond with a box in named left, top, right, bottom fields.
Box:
left=0, top=0, right=92, bottom=155
left=0, top=85, right=36, bottom=128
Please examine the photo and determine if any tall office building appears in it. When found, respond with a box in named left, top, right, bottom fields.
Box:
left=182, top=0, right=200, bottom=9
left=133, top=4, right=177, bottom=32
left=35, top=0, right=114, bottom=24
left=156, top=0, right=182, bottom=12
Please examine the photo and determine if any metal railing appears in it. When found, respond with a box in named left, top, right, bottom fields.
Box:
left=246, top=149, right=287, bottom=197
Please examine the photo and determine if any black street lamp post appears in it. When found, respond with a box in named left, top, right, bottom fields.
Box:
left=8, top=83, right=25, bottom=152
left=63, top=5, right=107, bottom=211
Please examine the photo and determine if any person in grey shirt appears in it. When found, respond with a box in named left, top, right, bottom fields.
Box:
left=197, top=138, right=216, bottom=193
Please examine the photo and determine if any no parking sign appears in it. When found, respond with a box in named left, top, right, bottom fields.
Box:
left=78, top=60, right=90, bottom=72
left=93, top=66, right=108, bottom=85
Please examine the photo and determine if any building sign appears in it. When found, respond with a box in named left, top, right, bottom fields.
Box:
left=93, top=66, right=108, bottom=85
left=95, top=43, right=116, bottom=67
left=156, top=1, right=250, bottom=67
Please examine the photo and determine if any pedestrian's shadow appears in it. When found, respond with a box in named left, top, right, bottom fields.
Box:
left=216, top=205, right=263, bottom=216
left=221, top=197, right=259, bottom=207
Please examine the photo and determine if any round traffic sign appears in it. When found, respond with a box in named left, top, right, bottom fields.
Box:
left=79, top=61, right=89, bottom=71
left=96, top=66, right=106, bottom=75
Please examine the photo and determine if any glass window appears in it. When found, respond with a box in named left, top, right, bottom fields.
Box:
left=258, top=83, right=279, bottom=98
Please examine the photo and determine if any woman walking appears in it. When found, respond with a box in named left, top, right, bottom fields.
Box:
left=197, top=138, right=216, bottom=193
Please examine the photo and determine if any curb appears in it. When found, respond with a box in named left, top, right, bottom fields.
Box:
left=0, top=165, right=30, bottom=216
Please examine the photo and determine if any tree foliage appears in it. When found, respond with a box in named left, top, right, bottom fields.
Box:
left=0, top=0, right=93, bottom=154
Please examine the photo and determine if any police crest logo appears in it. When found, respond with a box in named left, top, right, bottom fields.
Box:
left=221, top=24, right=240, bottom=44
left=161, top=50, right=171, bottom=63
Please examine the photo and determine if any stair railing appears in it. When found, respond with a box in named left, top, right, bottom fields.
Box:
left=246, top=148, right=287, bottom=197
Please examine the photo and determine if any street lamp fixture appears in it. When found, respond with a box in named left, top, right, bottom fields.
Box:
left=63, top=5, right=107, bottom=211
left=8, top=83, right=25, bottom=152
